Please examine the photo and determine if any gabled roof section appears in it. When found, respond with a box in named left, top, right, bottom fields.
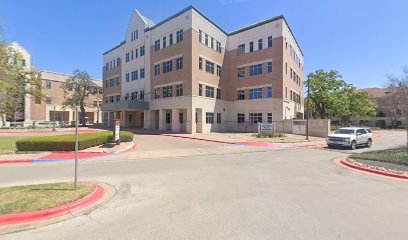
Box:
left=136, top=10, right=155, bottom=28
left=8, top=41, right=30, bottom=55
left=103, top=41, right=125, bottom=56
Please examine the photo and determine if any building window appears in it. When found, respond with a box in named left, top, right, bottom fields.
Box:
left=131, top=92, right=138, bottom=101
left=140, top=68, right=145, bottom=79
left=268, top=36, right=273, bottom=48
left=267, top=113, right=273, bottom=123
left=131, top=50, right=134, bottom=60
left=249, top=113, right=262, bottom=123
left=176, top=84, right=183, bottom=96
left=285, top=62, right=287, bottom=74
left=268, top=87, right=273, bottom=98
left=176, top=29, right=183, bottom=42
left=199, top=30, right=202, bottom=43
left=109, top=78, right=114, bottom=87
left=179, top=112, right=184, bottom=124
left=163, top=60, right=173, bottom=73
left=216, top=41, right=221, bottom=53
left=154, top=64, right=160, bottom=75
left=211, top=37, right=214, bottom=49
left=205, top=60, right=214, bottom=74
left=249, top=88, right=262, bottom=99
left=199, top=84, right=203, bottom=96
left=126, top=73, right=130, bottom=82
left=216, top=88, right=221, bottom=99
left=163, top=36, right=167, bottom=48
left=237, top=90, right=245, bottom=100
left=116, top=77, right=120, bottom=85
left=290, top=68, right=293, bottom=80
left=199, top=57, right=203, bottom=70
left=154, top=88, right=160, bottom=99
left=140, top=90, right=145, bottom=101
left=110, top=96, right=114, bottom=103
left=249, top=64, right=263, bottom=76
left=216, top=113, right=221, bottom=124
left=131, top=70, right=138, bottom=81
left=105, top=97, right=108, bottom=103
left=116, top=95, right=120, bottom=102
left=268, top=62, right=273, bottom=73
left=166, top=113, right=171, bottom=124
left=46, top=81, right=52, bottom=89
left=176, top=57, right=183, bottom=70
left=236, top=67, right=245, bottom=78
left=249, top=41, right=254, bottom=52
left=206, top=112, right=214, bottom=124
left=169, top=34, right=173, bottom=45
left=116, top=58, right=120, bottom=66
left=258, top=39, right=263, bottom=50
left=45, top=97, right=52, bottom=104
left=135, top=49, right=138, bottom=58
left=125, top=93, right=129, bottom=101
left=216, top=65, right=222, bottom=76
left=126, top=53, right=129, bottom=62
left=205, top=86, right=214, bottom=98
left=237, top=113, right=245, bottom=123
left=99, top=100, right=102, bottom=106
left=163, top=86, right=173, bottom=98
left=237, top=44, right=245, bottom=55
left=154, top=40, right=160, bottom=51
left=140, top=46, right=145, bottom=56
left=205, top=34, right=209, bottom=45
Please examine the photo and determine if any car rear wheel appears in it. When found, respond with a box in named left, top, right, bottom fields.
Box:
left=366, top=139, right=372, bottom=148
left=350, top=141, right=357, bottom=150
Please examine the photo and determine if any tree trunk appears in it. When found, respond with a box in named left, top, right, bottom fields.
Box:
left=80, top=101, right=86, bottom=127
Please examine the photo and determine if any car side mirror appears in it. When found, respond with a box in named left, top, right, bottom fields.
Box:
left=356, top=133, right=362, bottom=136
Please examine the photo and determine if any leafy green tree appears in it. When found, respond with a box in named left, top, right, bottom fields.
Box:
left=61, top=69, right=101, bottom=127
left=306, top=69, right=376, bottom=124
left=0, top=37, right=42, bottom=123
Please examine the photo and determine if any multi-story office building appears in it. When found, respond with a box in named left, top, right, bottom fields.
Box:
left=5, top=42, right=103, bottom=126
left=102, top=5, right=304, bottom=133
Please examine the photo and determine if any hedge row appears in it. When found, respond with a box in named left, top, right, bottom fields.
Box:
left=16, top=131, right=134, bottom=151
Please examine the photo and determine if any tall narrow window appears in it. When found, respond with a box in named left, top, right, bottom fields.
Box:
left=176, top=84, right=183, bottom=96
left=176, top=57, right=183, bottom=70
left=199, top=84, right=203, bottom=96
left=205, top=34, right=209, bottom=45
left=211, top=37, right=214, bottom=49
left=268, top=87, right=273, bottom=98
left=258, top=39, right=263, bottom=50
left=216, top=113, right=221, bottom=124
left=237, top=90, right=245, bottom=100
left=199, top=30, right=202, bottom=43
left=268, top=62, right=273, bottom=73
left=216, top=65, right=222, bottom=76
left=176, top=29, right=183, bottom=42
left=199, top=57, right=203, bottom=70
left=249, top=41, right=254, bottom=52
left=237, top=44, right=245, bottom=55
left=163, top=36, right=167, bottom=48
left=216, top=88, right=221, bottom=99
left=169, top=34, right=173, bottom=45
left=268, top=36, right=273, bottom=48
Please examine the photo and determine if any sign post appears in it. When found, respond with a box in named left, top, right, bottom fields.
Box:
left=114, top=119, right=120, bottom=145
left=74, top=106, right=79, bottom=190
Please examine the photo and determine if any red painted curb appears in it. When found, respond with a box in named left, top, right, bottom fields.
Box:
left=340, top=158, right=408, bottom=180
left=0, top=182, right=105, bottom=226
left=0, top=159, right=33, bottom=165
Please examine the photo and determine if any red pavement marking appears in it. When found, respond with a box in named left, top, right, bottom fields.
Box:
left=39, top=152, right=107, bottom=160
left=0, top=182, right=105, bottom=226
left=0, top=159, right=33, bottom=165
left=340, top=158, right=408, bottom=180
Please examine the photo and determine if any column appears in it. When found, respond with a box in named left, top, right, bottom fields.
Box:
left=159, top=109, right=166, bottom=131
left=107, top=112, right=111, bottom=127
left=171, top=108, right=180, bottom=133
left=121, top=111, right=126, bottom=127
left=144, top=110, right=150, bottom=129
left=186, top=107, right=196, bottom=134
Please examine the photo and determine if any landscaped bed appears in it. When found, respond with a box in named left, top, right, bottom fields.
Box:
left=15, top=131, right=133, bottom=151
left=350, top=147, right=408, bottom=166
left=0, top=183, right=95, bottom=214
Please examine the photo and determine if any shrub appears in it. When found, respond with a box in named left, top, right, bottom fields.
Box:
left=16, top=131, right=134, bottom=151
left=254, top=132, right=285, bottom=138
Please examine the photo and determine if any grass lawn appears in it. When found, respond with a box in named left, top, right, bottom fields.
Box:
left=350, top=147, right=408, bottom=166
left=0, top=136, right=25, bottom=154
left=0, top=183, right=95, bottom=214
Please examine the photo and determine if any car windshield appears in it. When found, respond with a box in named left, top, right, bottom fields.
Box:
left=334, top=129, right=355, bottom=135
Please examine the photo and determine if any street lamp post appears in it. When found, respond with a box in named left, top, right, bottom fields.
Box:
left=306, top=79, right=310, bottom=140
left=74, top=106, right=79, bottom=190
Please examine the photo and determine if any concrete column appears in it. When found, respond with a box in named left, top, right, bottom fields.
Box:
left=196, top=108, right=205, bottom=133
left=144, top=110, right=150, bottom=129
left=121, top=111, right=126, bottom=127
left=107, top=112, right=111, bottom=127
left=159, top=109, right=166, bottom=131
left=171, top=108, right=180, bottom=133
left=186, top=107, right=196, bottom=134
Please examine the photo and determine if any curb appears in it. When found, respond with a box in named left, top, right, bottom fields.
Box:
left=0, top=141, right=137, bottom=165
left=161, top=134, right=324, bottom=149
left=0, top=182, right=105, bottom=226
left=340, top=158, right=408, bottom=180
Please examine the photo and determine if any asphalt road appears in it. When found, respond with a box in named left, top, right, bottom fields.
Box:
left=0, top=130, right=407, bottom=240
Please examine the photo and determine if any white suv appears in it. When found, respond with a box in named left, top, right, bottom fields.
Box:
left=326, top=127, right=373, bottom=150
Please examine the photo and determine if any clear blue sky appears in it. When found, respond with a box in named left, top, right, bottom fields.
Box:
left=1, top=0, right=407, bottom=88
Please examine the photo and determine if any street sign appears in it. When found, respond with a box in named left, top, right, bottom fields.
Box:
left=114, top=120, right=120, bottom=144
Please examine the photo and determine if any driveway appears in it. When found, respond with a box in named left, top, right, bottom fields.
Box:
left=0, top=130, right=407, bottom=239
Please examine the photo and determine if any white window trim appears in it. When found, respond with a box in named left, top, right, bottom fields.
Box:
left=153, top=81, right=183, bottom=89
left=153, top=54, right=183, bottom=65
left=237, top=59, right=273, bottom=68
left=237, top=84, right=272, bottom=91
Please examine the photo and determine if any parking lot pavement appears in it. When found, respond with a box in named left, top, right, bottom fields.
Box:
left=322, top=130, right=407, bottom=154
